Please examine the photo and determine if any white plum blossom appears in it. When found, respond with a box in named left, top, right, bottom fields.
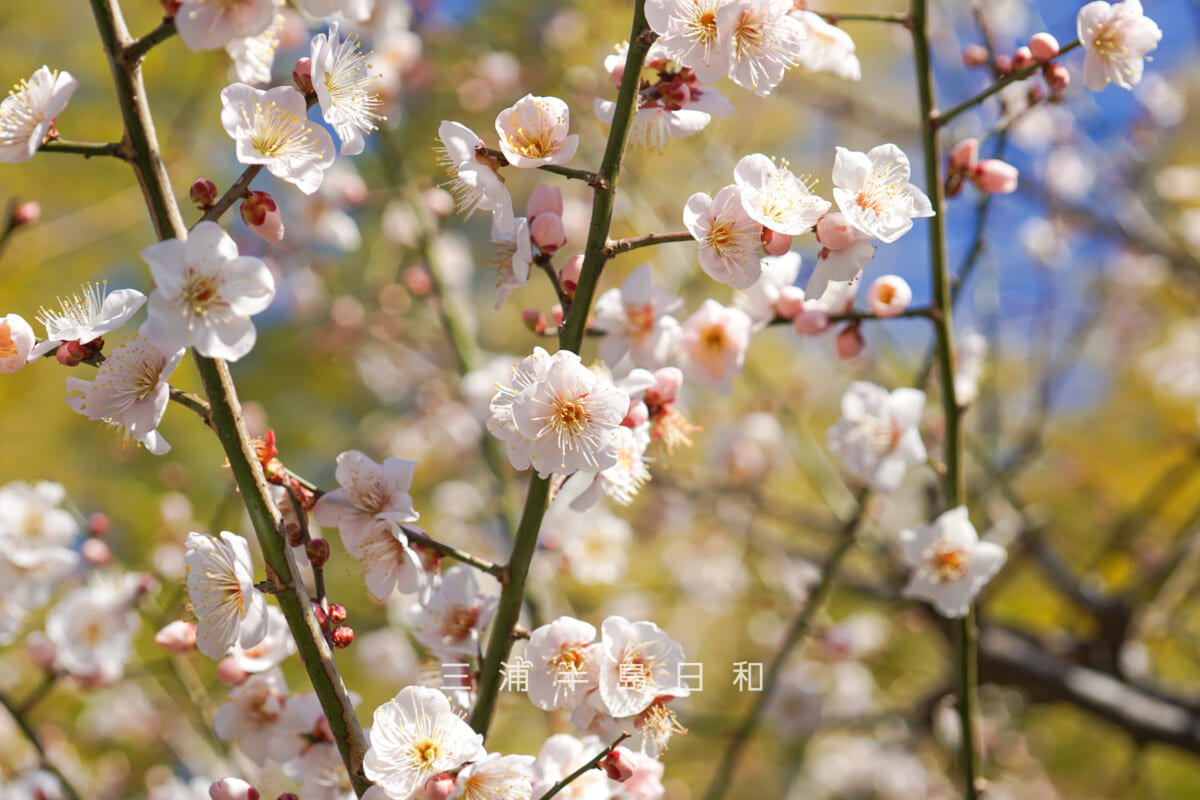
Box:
left=734, top=153, right=830, bottom=235
left=684, top=185, right=763, bottom=289
left=0, top=65, right=78, bottom=163
left=139, top=221, right=276, bottom=362
left=311, top=22, right=384, bottom=156
left=489, top=216, right=532, bottom=309
left=541, top=499, right=634, bottom=585
left=645, top=0, right=730, bottom=83
left=225, top=0, right=285, bottom=86
left=45, top=573, right=140, bottom=682
left=410, top=566, right=498, bottom=660
left=504, top=349, right=630, bottom=478
left=175, top=0, right=276, bottom=51
left=564, top=421, right=652, bottom=511
left=65, top=335, right=185, bottom=455
left=297, top=0, right=374, bottom=20
left=827, top=381, right=926, bottom=493
left=805, top=239, right=875, bottom=301
left=450, top=753, right=537, bottom=800
left=228, top=604, right=295, bottom=672
left=30, top=282, right=146, bottom=359
left=436, top=120, right=515, bottom=234
left=525, top=616, right=600, bottom=711
left=677, top=299, right=753, bottom=392
left=596, top=616, right=689, bottom=718
left=284, top=741, right=357, bottom=800
left=831, top=144, right=933, bottom=244
left=185, top=530, right=269, bottom=659
left=0, top=313, right=35, bottom=372
left=718, top=0, right=807, bottom=96
left=212, top=667, right=289, bottom=764
left=792, top=10, right=862, bottom=81
left=363, top=686, right=486, bottom=800
left=591, top=264, right=683, bottom=369
left=495, top=94, right=579, bottom=168
left=1078, top=0, right=1162, bottom=92
left=900, top=506, right=1007, bottom=618
left=220, top=83, right=336, bottom=194
left=736, top=251, right=802, bottom=329
left=0, top=481, right=81, bottom=581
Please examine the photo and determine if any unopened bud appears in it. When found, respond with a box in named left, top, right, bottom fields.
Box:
left=293, top=58, right=314, bottom=95
left=867, top=275, right=913, bottom=318
left=423, top=188, right=455, bottom=218
left=761, top=228, right=791, bottom=256
left=551, top=304, right=564, bottom=327
left=835, top=323, right=864, bottom=359
left=209, top=778, right=259, bottom=800
left=241, top=191, right=284, bottom=244
left=217, top=657, right=249, bottom=686
left=815, top=212, right=862, bottom=251
left=948, top=139, right=978, bottom=172
left=972, top=159, right=1019, bottom=194
left=159, top=0, right=181, bottom=16
left=1028, top=32, right=1060, bottom=63
left=530, top=213, right=567, bottom=253
left=403, top=266, right=433, bottom=296
left=305, top=537, right=330, bottom=567
left=994, top=54, right=1013, bottom=75
left=82, top=537, right=113, bottom=566
left=792, top=308, right=829, bottom=336
left=560, top=255, right=584, bottom=296
left=311, top=601, right=328, bottom=626
left=327, top=603, right=347, bottom=623
left=522, top=309, right=547, bottom=334
left=155, top=620, right=198, bottom=653
left=774, top=285, right=807, bottom=319
left=645, top=367, right=683, bottom=407
left=331, top=625, right=354, bottom=648
left=962, top=43, right=989, bottom=67
left=526, top=185, right=563, bottom=218
left=56, top=341, right=87, bottom=367
left=9, top=201, right=40, bottom=228
left=423, top=773, right=456, bottom=800
left=1043, top=63, right=1070, bottom=92
left=1011, top=46, right=1035, bottom=72
left=189, top=178, right=218, bottom=209
left=601, top=746, right=636, bottom=782
left=26, top=632, right=57, bottom=670
left=276, top=795, right=299, bottom=800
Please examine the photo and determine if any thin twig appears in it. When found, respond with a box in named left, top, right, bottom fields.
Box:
left=124, top=18, right=177, bottom=64
left=400, top=524, right=505, bottom=578
left=540, top=734, right=631, bottom=800
left=482, top=148, right=600, bottom=185
left=198, top=165, right=263, bottom=226
left=39, top=139, right=125, bottom=159
left=0, top=688, right=84, bottom=800
left=602, top=230, right=693, bottom=257
left=935, top=40, right=1081, bottom=127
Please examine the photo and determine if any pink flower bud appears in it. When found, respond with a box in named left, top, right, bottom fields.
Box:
left=1043, top=63, right=1070, bottom=92
left=56, top=341, right=87, bottom=367
left=761, top=228, right=791, bottom=256
left=526, top=185, right=563, bottom=218
left=217, top=658, right=249, bottom=686
left=155, top=620, right=197, bottom=653
left=948, top=139, right=978, bottom=172
left=160, top=0, right=181, bottom=16
left=530, top=213, right=567, bottom=253
left=88, top=512, right=111, bottom=537
left=815, top=212, right=862, bottom=251
left=972, top=159, right=1019, bottom=194
left=867, top=275, right=913, bottom=318
left=602, top=746, right=637, bottom=782
left=404, top=266, right=433, bottom=296
left=311, top=601, right=328, bottom=626
left=82, top=537, right=113, bottom=566
left=241, top=191, right=284, bottom=244
left=305, top=537, right=330, bottom=567
left=835, top=324, right=864, bottom=359
left=331, top=625, right=354, bottom=648
left=623, top=399, right=649, bottom=428
left=328, top=603, right=347, bottom=623
left=560, top=255, right=584, bottom=296
left=1011, top=46, right=1035, bottom=72
left=189, top=178, right=218, bottom=209
left=9, top=201, right=40, bottom=228
left=293, top=58, right=314, bottom=95
left=522, top=309, right=547, bottom=334
left=423, top=773, right=456, bottom=800
left=423, top=188, right=455, bottom=218
left=1028, top=32, right=1060, bottom=63
left=962, top=43, right=989, bottom=67
left=774, top=286, right=807, bottom=319
left=792, top=308, right=829, bottom=336
left=209, top=778, right=260, bottom=800
left=26, top=632, right=57, bottom=670
left=276, top=795, right=299, bottom=800
left=551, top=304, right=564, bottom=326
left=994, top=54, right=1013, bottom=75
left=646, top=367, right=683, bottom=406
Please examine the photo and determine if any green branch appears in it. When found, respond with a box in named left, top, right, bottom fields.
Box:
left=936, top=40, right=1081, bottom=127
left=38, top=139, right=125, bottom=159
left=541, top=733, right=631, bottom=800
left=603, top=229, right=694, bottom=257
left=86, top=0, right=370, bottom=794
